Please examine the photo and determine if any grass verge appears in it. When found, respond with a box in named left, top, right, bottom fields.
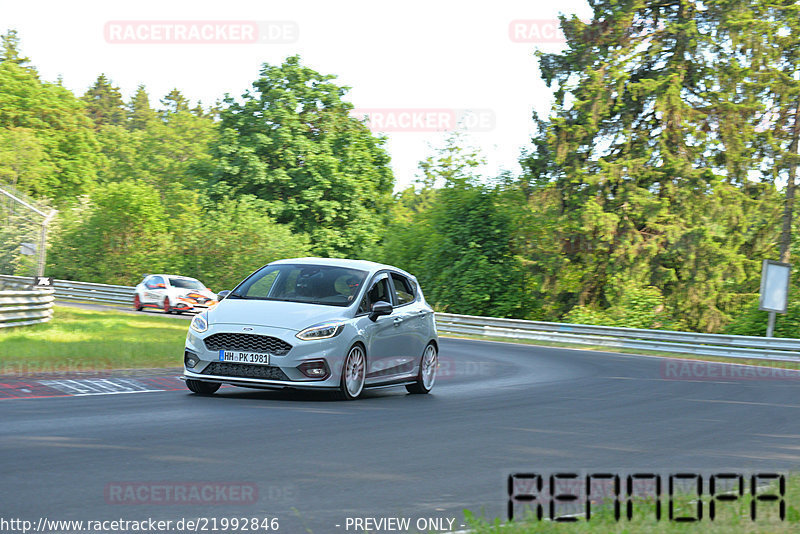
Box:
left=464, top=474, right=800, bottom=532
left=2, top=305, right=796, bottom=376
left=0, top=305, right=187, bottom=375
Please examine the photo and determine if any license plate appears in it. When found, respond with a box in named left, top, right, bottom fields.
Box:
left=218, top=350, right=270, bottom=365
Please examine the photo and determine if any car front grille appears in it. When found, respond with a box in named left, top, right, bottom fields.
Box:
left=201, top=362, right=291, bottom=381
left=203, top=333, right=292, bottom=355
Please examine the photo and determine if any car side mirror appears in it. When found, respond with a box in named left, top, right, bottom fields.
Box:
left=369, top=301, right=393, bottom=321
left=217, top=290, right=231, bottom=301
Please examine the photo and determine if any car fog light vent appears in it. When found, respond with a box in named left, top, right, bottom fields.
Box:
left=184, top=352, right=199, bottom=368
left=298, top=360, right=329, bottom=379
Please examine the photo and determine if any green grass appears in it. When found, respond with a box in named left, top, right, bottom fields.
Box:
left=0, top=305, right=188, bottom=375
left=464, top=474, right=800, bottom=533
left=3, top=305, right=797, bottom=377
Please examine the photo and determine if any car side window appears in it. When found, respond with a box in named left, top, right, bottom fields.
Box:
left=358, top=276, right=392, bottom=314
left=391, top=273, right=415, bottom=306
left=147, top=276, right=165, bottom=289
left=245, top=270, right=279, bottom=298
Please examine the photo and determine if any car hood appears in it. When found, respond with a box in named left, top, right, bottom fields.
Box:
left=207, top=299, right=349, bottom=331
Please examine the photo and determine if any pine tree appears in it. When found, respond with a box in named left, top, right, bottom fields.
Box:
left=523, top=0, right=779, bottom=331
left=0, top=30, right=30, bottom=65
left=128, top=85, right=157, bottom=130
left=81, top=74, right=126, bottom=128
left=160, top=88, right=190, bottom=118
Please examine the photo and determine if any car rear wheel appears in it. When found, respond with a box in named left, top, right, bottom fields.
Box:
left=163, top=297, right=172, bottom=314
left=186, top=379, right=220, bottom=395
left=406, top=343, right=437, bottom=394
left=338, top=345, right=366, bottom=400
left=133, top=294, right=143, bottom=311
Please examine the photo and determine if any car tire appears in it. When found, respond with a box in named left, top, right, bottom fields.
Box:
left=186, top=379, right=220, bottom=395
left=133, top=294, right=143, bottom=312
left=406, top=343, right=437, bottom=394
left=163, top=297, right=172, bottom=314
left=338, top=344, right=366, bottom=400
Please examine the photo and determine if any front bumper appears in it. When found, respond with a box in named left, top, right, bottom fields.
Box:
left=174, top=300, right=217, bottom=313
left=183, top=324, right=344, bottom=390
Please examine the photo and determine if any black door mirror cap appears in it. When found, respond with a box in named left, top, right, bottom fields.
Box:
left=369, top=301, right=393, bottom=321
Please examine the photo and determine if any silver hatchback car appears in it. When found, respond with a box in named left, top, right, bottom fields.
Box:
left=182, top=258, right=438, bottom=400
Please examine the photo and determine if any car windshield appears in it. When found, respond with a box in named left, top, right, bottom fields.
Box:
left=230, top=264, right=368, bottom=307
left=169, top=278, right=205, bottom=289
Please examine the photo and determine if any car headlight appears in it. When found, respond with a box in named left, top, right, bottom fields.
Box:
left=296, top=321, right=345, bottom=341
left=190, top=312, right=208, bottom=333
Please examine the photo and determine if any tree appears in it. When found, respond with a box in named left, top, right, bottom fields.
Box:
left=209, top=56, right=394, bottom=257
left=95, top=89, right=216, bottom=199
left=381, top=137, right=529, bottom=318
left=48, top=180, right=171, bottom=284
left=0, top=30, right=30, bottom=65
left=0, top=127, right=56, bottom=191
left=0, top=39, right=100, bottom=203
left=128, top=85, right=158, bottom=130
left=81, top=74, right=126, bottom=128
left=172, top=195, right=312, bottom=291
left=160, top=88, right=190, bottom=118
left=521, top=0, right=780, bottom=331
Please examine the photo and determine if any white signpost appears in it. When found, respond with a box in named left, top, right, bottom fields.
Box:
left=759, top=260, right=791, bottom=337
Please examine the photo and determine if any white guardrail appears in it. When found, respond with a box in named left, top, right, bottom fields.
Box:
left=0, top=274, right=134, bottom=306
left=435, top=313, right=800, bottom=362
left=1, top=274, right=799, bottom=361
left=0, top=287, right=55, bottom=328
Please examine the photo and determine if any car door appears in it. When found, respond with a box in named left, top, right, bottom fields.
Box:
left=388, top=272, right=427, bottom=361
left=146, top=275, right=166, bottom=303
left=355, top=273, right=408, bottom=383
left=140, top=276, right=156, bottom=303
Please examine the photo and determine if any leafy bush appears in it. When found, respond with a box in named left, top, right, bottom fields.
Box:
left=725, top=298, right=800, bottom=338
left=47, top=183, right=310, bottom=290
left=563, top=286, right=679, bottom=329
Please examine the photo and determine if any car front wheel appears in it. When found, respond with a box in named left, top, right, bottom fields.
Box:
left=406, top=343, right=437, bottom=394
left=133, top=294, right=143, bottom=311
left=163, top=297, right=172, bottom=314
left=339, top=344, right=366, bottom=400
left=186, top=379, right=220, bottom=395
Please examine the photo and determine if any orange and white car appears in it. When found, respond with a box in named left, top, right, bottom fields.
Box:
left=133, top=274, right=218, bottom=314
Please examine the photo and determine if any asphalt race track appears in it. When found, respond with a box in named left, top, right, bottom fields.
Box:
left=2, top=336, right=800, bottom=532
left=61, top=300, right=194, bottom=319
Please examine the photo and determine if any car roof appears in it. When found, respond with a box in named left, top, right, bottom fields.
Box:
left=146, top=274, right=202, bottom=281
left=268, top=257, right=416, bottom=280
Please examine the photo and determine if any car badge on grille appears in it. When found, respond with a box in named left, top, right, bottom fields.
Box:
left=242, top=327, right=253, bottom=331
